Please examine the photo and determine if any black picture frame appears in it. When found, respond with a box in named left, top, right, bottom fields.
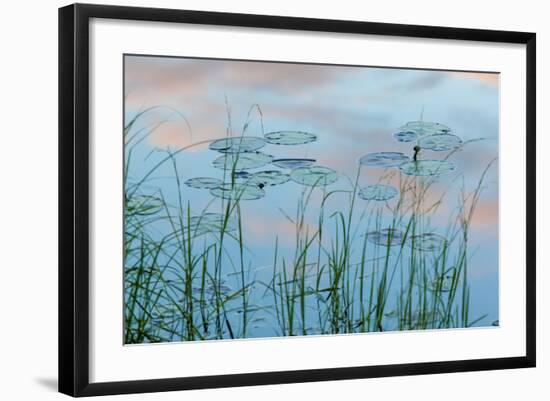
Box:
left=58, top=3, right=536, bottom=397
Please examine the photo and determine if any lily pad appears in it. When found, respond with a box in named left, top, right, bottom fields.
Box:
left=126, top=195, right=164, bottom=216
left=272, top=158, right=316, bottom=169
left=393, top=131, right=418, bottom=143
left=400, top=121, right=451, bottom=136
left=400, top=309, right=442, bottom=327
left=209, top=136, right=266, bottom=153
left=187, top=213, right=238, bottom=236
left=206, top=283, right=233, bottom=296
left=233, top=171, right=251, bottom=180
left=189, top=213, right=228, bottom=226
left=359, top=152, right=409, bottom=167
left=212, top=151, right=273, bottom=171
left=409, top=233, right=447, bottom=252
left=264, top=131, right=317, bottom=145
left=358, top=184, right=398, bottom=201
left=427, top=274, right=455, bottom=292
left=367, top=228, right=405, bottom=247
left=184, top=177, right=222, bottom=190
left=398, top=160, right=455, bottom=176
left=418, top=134, right=463, bottom=151
left=290, top=166, right=339, bottom=187
left=210, top=183, right=265, bottom=201
left=247, top=170, right=290, bottom=187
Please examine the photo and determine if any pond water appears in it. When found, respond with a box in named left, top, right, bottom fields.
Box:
left=124, top=55, right=499, bottom=343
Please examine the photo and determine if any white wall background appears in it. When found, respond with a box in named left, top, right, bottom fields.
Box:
left=0, top=0, right=546, bottom=399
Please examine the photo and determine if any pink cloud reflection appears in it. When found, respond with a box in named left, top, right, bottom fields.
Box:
left=125, top=56, right=357, bottom=109
left=446, top=71, right=499, bottom=87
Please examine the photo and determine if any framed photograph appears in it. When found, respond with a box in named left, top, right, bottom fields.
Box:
left=58, top=3, right=536, bottom=397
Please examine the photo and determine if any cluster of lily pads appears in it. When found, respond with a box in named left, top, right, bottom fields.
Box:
left=182, top=121, right=462, bottom=253
left=360, top=120, right=463, bottom=253
left=183, top=130, right=340, bottom=233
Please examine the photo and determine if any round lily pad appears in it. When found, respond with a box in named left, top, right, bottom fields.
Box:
left=393, top=131, right=418, bottom=143
left=264, top=131, right=317, bottom=145
left=418, top=134, right=463, bottom=151
left=400, top=309, right=441, bottom=326
left=398, top=160, right=455, bottom=176
left=233, top=171, right=251, bottom=180
left=187, top=213, right=238, bottom=236
left=209, top=136, right=265, bottom=153
left=427, top=274, right=454, bottom=292
left=206, top=283, right=233, bottom=295
left=212, top=151, right=273, bottom=171
left=359, top=152, right=410, bottom=167
left=367, top=228, right=405, bottom=247
left=189, top=213, right=227, bottom=227
left=184, top=177, right=223, bottom=190
left=272, top=158, right=316, bottom=169
left=210, top=183, right=265, bottom=201
left=409, top=233, right=447, bottom=252
left=247, top=170, right=290, bottom=186
left=290, top=166, right=339, bottom=187
left=400, top=121, right=451, bottom=136
left=126, top=195, right=164, bottom=216
left=358, top=184, right=398, bottom=201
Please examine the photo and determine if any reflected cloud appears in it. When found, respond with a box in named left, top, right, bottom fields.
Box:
left=447, top=71, right=499, bottom=86
left=125, top=56, right=360, bottom=108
